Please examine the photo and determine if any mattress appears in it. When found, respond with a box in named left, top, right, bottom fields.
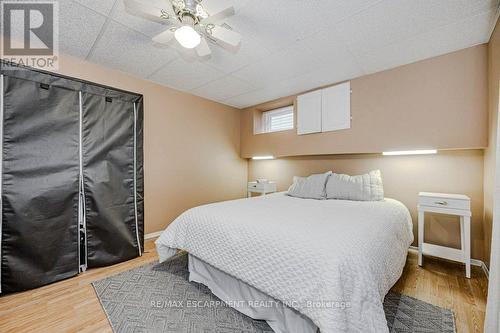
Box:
left=156, top=193, right=413, bottom=333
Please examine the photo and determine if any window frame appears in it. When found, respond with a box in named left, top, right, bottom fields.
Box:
left=261, top=105, right=294, bottom=134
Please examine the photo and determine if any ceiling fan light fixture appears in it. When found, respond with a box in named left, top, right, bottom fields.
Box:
left=125, top=0, right=241, bottom=57
left=175, top=25, right=201, bottom=49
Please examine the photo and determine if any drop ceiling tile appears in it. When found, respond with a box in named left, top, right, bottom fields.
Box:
left=59, top=1, right=107, bottom=59
left=423, top=10, right=497, bottom=58
left=111, top=0, right=171, bottom=38
left=315, top=0, right=385, bottom=25
left=334, top=0, right=498, bottom=56
left=334, top=1, right=427, bottom=56
left=225, top=0, right=383, bottom=53
left=191, top=75, right=255, bottom=101
left=224, top=89, right=279, bottom=109
left=232, top=25, right=363, bottom=88
left=149, top=58, right=226, bottom=91
left=224, top=0, right=344, bottom=52
left=72, top=0, right=116, bottom=16
left=356, top=34, right=438, bottom=75
left=224, top=80, right=309, bottom=109
left=201, top=36, right=271, bottom=74
left=219, top=101, right=245, bottom=109
left=411, top=0, right=498, bottom=29
left=297, top=28, right=363, bottom=74
left=89, top=20, right=178, bottom=78
left=284, top=62, right=363, bottom=96
left=231, top=42, right=324, bottom=87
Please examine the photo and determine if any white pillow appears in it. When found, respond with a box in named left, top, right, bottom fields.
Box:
left=325, top=170, right=384, bottom=201
left=287, top=172, right=332, bottom=199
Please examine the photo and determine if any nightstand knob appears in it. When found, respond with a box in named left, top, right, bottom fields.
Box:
left=434, top=201, right=448, bottom=206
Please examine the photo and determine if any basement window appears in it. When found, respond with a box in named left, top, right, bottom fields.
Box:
left=260, top=105, right=294, bottom=133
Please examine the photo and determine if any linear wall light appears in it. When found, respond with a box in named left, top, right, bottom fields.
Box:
left=382, top=150, right=437, bottom=156
left=252, top=156, right=274, bottom=160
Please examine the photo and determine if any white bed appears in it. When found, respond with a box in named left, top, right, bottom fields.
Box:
left=156, top=192, right=413, bottom=333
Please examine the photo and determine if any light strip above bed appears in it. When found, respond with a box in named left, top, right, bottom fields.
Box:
left=252, top=156, right=275, bottom=160
left=382, top=150, right=437, bottom=156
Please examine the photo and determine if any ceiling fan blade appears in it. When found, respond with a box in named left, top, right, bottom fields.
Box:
left=195, top=37, right=212, bottom=57
left=207, top=25, right=241, bottom=49
left=152, top=28, right=176, bottom=44
left=201, top=0, right=235, bottom=23
left=124, top=0, right=174, bottom=24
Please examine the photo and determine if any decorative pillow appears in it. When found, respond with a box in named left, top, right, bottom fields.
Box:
left=325, top=170, right=384, bottom=201
left=287, top=172, right=332, bottom=199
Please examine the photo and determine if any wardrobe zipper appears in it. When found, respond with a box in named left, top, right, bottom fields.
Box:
left=133, top=102, right=142, bottom=256
left=78, top=92, right=87, bottom=272
left=0, top=74, right=4, bottom=292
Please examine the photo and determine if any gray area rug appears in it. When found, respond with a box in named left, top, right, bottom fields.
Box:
left=92, top=254, right=456, bottom=333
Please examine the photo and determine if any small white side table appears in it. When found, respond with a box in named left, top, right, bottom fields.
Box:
left=418, top=192, right=471, bottom=278
left=247, top=181, right=277, bottom=198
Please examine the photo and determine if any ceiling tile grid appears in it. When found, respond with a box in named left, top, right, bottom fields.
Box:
left=230, top=43, right=327, bottom=88
left=333, top=0, right=498, bottom=56
left=89, top=20, right=178, bottom=78
left=110, top=0, right=171, bottom=38
left=353, top=4, right=499, bottom=76
left=222, top=1, right=331, bottom=53
left=53, top=0, right=500, bottom=109
left=223, top=88, right=281, bottom=109
left=148, top=58, right=226, bottom=91
left=423, top=10, right=499, bottom=57
left=200, top=35, right=272, bottom=74
left=58, top=0, right=108, bottom=59
left=190, top=74, right=256, bottom=102
left=356, top=33, right=439, bottom=75
left=72, top=0, right=117, bottom=16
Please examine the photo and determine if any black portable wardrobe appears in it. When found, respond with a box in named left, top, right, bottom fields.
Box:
left=0, top=63, right=144, bottom=293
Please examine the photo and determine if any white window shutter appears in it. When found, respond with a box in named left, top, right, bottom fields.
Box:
left=321, top=82, right=351, bottom=132
left=297, top=90, right=322, bottom=135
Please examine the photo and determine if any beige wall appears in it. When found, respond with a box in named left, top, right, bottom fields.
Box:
left=249, top=150, right=485, bottom=260
left=31, top=53, right=248, bottom=234
left=241, top=45, right=488, bottom=158
left=484, top=19, right=500, bottom=266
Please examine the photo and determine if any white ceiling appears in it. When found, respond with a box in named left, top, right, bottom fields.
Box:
left=58, top=0, right=500, bottom=109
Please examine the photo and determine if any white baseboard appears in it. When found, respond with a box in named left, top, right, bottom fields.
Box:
left=476, top=260, right=490, bottom=277
left=145, top=231, right=162, bottom=240
left=408, top=246, right=489, bottom=279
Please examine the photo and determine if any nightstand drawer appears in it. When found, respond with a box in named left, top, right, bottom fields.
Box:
left=419, top=192, right=470, bottom=210
left=248, top=182, right=261, bottom=190
left=247, top=182, right=277, bottom=192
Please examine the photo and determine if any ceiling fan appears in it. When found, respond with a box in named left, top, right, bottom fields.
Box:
left=124, top=0, right=242, bottom=57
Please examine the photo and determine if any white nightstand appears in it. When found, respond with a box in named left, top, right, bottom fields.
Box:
left=418, top=192, right=471, bottom=278
left=247, top=181, right=277, bottom=198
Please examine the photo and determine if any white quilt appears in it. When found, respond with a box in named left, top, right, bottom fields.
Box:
left=156, top=193, right=413, bottom=333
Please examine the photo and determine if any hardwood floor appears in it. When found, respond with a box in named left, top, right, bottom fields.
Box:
left=0, top=240, right=488, bottom=333
left=392, top=250, right=488, bottom=333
